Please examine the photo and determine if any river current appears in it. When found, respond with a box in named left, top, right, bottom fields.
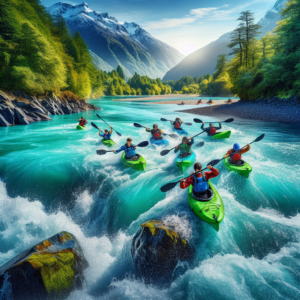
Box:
left=0, top=97, right=300, bottom=299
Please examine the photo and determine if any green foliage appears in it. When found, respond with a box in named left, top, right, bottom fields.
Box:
left=116, top=65, right=125, bottom=80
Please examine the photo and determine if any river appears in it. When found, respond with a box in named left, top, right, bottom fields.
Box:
left=0, top=96, right=300, bottom=299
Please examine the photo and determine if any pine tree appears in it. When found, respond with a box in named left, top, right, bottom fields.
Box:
left=0, top=0, right=18, bottom=40
left=228, top=27, right=244, bottom=67
left=213, top=55, right=227, bottom=79
left=116, top=65, right=125, bottom=80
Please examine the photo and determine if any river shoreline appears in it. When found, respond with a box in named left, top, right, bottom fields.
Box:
left=178, top=98, right=300, bottom=123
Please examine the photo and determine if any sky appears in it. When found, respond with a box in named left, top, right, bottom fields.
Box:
left=42, top=0, right=276, bottom=56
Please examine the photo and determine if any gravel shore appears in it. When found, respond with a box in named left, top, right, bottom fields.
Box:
left=178, top=98, right=300, bottom=123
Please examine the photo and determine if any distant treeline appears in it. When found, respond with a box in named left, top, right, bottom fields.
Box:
left=211, top=0, right=300, bottom=100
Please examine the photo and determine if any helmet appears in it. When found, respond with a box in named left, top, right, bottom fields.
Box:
left=194, top=162, right=202, bottom=171
left=233, top=143, right=240, bottom=151
left=182, top=136, right=189, bottom=142
left=175, top=117, right=180, bottom=121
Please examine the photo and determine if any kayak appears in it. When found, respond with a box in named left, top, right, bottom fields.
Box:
left=121, top=152, right=146, bottom=171
left=223, top=155, right=252, bottom=178
left=173, top=128, right=188, bottom=135
left=211, top=131, right=231, bottom=139
left=77, top=125, right=86, bottom=130
left=150, top=137, right=169, bottom=146
left=102, top=138, right=115, bottom=147
left=188, top=182, right=225, bottom=232
left=175, top=152, right=196, bottom=172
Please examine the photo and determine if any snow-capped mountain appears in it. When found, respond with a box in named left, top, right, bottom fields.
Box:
left=47, top=2, right=184, bottom=79
left=163, top=0, right=288, bottom=81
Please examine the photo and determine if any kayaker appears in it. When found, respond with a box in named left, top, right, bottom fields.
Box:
left=180, top=162, right=219, bottom=198
left=208, top=99, right=214, bottom=104
left=113, top=138, right=139, bottom=160
left=225, top=143, right=250, bottom=164
left=146, top=124, right=163, bottom=140
left=227, top=98, right=233, bottom=104
left=176, top=136, right=194, bottom=157
left=99, top=126, right=113, bottom=140
left=201, top=122, right=221, bottom=136
left=197, top=99, right=202, bottom=104
left=170, top=117, right=183, bottom=130
left=78, top=117, right=88, bottom=127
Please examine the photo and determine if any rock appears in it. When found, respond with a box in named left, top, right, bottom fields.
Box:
left=14, top=107, right=30, bottom=125
left=0, top=231, right=88, bottom=300
left=0, top=105, right=15, bottom=126
left=131, top=220, right=194, bottom=284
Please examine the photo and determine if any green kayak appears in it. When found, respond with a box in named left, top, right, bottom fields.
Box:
left=77, top=125, right=86, bottom=130
left=223, top=155, right=252, bottom=178
left=121, top=152, right=147, bottom=171
left=175, top=152, right=196, bottom=172
left=102, top=139, right=115, bottom=147
left=211, top=130, right=231, bottom=139
left=188, top=182, right=225, bottom=232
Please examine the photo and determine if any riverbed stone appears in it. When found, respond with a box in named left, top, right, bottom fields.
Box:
left=0, top=231, right=88, bottom=300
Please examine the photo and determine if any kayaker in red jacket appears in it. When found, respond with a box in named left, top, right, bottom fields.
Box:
left=78, top=117, right=88, bottom=127
left=201, top=122, right=221, bottom=136
left=180, top=162, right=219, bottom=197
left=170, top=117, right=183, bottom=129
left=146, top=124, right=164, bottom=140
left=225, top=143, right=250, bottom=163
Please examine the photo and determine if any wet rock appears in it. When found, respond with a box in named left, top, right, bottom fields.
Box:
left=14, top=107, right=31, bottom=125
left=0, top=231, right=88, bottom=300
left=131, top=220, right=194, bottom=284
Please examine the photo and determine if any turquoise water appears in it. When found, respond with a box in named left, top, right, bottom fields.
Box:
left=0, top=96, right=300, bottom=299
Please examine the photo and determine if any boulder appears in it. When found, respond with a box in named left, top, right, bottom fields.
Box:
left=131, top=220, right=194, bottom=284
left=14, top=107, right=31, bottom=125
left=0, top=231, right=88, bottom=300
left=0, top=105, right=15, bottom=126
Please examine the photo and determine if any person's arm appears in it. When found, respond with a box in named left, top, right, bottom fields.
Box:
left=180, top=175, right=194, bottom=189
left=240, top=144, right=250, bottom=155
left=201, top=123, right=207, bottom=131
left=215, top=122, right=222, bottom=130
left=170, top=121, right=174, bottom=125
left=84, top=119, right=88, bottom=124
left=99, top=131, right=104, bottom=137
left=225, top=149, right=232, bottom=157
left=159, top=129, right=164, bottom=134
left=205, top=166, right=219, bottom=181
left=109, top=126, right=113, bottom=134
left=146, top=128, right=151, bottom=132
left=188, top=138, right=194, bottom=147
left=114, top=145, right=125, bottom=154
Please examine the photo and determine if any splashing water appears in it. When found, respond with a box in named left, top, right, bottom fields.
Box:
left=0, top=97, right=300, bottom=299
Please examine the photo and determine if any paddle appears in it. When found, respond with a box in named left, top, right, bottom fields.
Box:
left=133, top=123, right=178, bottom=139
left=207, top=134, right=265, bottom=167
left=160, top=129, right=206, bottom=156
left=91, top=122, right=119, bottom=146
left=160, top=165, right=210, bottom=193
left=96, top=114, right=122, bottom=136
left=96, top=141, right=149, bottom=155
left=160, top=118, right=192, bottom=126
left=194, top=118, right=234, bottom=124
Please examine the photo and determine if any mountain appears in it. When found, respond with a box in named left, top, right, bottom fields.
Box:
left=163, top=0, right=287, bottom=81
left=47, top=2, right=184, bottom=79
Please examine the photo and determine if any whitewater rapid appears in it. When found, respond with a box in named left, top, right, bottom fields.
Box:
left=0, top=97, right=300, bottom=299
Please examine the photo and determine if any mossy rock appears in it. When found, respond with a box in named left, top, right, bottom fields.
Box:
left=0, top=231, right=88, bottom=300
left=131, top=220, right=194, bottom=284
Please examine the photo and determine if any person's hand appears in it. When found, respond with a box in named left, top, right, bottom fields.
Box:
left=146, top=127, right=148, bottom=130
left=110, top=126, right=113, bottom=129
left=224, top=154, right=228, bottom=158
left=207, top=165, right=212, bottom=170
left=176, top=146, right=178, bottom=149
left=202, top=121, right=205, bottom=124
left=180, top=178, right=184, bottom=182
left=189, top=137, right=193, bottom=140
left=218, top=121, right=220, bottom=123
left=133, top=145, right=136, bottom=148
left=113, top=150, right=115, bottom=152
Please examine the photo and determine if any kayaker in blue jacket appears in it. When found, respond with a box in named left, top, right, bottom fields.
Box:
left=99, top=126, right=113, bottom=140
left=176, top=136, right=194, bottom=157
left=113, top=138, right=138, bottom=160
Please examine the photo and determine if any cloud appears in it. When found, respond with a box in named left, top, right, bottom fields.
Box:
left=190, top=5, right=229, bottom=18
left=143, top=17, right=196, bottom=30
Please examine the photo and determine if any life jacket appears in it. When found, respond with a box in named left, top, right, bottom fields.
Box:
left=103, top=132, right=111, bottom=140
left=228, top=149, right=242, bottom=162
left=174, top=121, right=181, bottom=129
left=79, top=120, right=85, bottom=126
left=124, top=144, right=136, bottom=158
left=193, top=173, right=209, bottom=192
left=209, top=127, right=216, bottom=135
left=152, top=129, right=162, bottom=139
left=180, top=143, right=191, bottom=155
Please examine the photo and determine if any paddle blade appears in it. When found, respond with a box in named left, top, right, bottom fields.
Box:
left=208, top=159, right=221, bottom=166
left=96, top=114, right=103, bottom=120
left=91, top=122, right=99, bottom=130
left=168, top=134, right=178, bottom=139
left=96, top=149, right=107, bottom=155
left=160, top=181, right=178, bottom=193
left=137, top=141, right=149, bottom=147
left=253, top=134, right=265, bottom=143
left=196, top=141, right=205, bottom=147
left=194, top=118, right=202, bottom=123
left=224, top=118, right=234, bottom=123
left=134, top=123, right=143, bottom=128
left=115, top=130, right=122, bottom=136
left=160, top=118, right=168, bottom=122
left=160, top=149, right=170, bottom=156
left=184, top=122, right=192, bottom=126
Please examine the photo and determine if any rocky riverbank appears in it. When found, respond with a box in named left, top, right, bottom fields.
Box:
left=179, top=97, right=300, bottom=123
left=0, top=90, right=101, bottom=127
